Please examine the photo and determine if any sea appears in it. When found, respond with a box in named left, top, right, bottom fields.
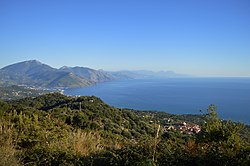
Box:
left=64, top=77, right=250, bottom=124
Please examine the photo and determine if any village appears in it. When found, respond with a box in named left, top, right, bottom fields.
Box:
left=148, top=117, right=201, bottom=135
left=162, top=119, right=201, bottom=135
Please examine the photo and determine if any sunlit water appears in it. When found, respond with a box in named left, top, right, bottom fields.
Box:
left=64, top=77, right=250, bottom=124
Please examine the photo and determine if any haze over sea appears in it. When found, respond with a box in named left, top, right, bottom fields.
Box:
left=64, top=77, right=250, bottom=124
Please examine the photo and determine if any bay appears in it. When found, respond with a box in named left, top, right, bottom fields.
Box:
left=64, top=77, right=250, bottom=124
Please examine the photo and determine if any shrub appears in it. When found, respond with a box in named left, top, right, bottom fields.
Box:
left=0, top=119, right=21, bottom=166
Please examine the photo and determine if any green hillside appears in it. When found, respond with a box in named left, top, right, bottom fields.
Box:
left=0, top=93, right=249, bottom=165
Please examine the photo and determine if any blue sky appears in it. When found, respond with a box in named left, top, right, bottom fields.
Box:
left=0, top=0, right=249, bottom=76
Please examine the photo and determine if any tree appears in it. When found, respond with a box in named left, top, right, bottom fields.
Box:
left=197, top=105, right=249, bottom=165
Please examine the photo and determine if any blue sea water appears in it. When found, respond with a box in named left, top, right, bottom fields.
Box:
left=64, top=78, right=250, bottom=124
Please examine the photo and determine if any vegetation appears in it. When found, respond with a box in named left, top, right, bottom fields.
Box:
left=0, top=93, right=249, bottom=165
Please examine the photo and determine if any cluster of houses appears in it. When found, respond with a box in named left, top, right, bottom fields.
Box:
left=147, top=117, right=201, bottom=135
left=162, top=119, right=201, bottom=135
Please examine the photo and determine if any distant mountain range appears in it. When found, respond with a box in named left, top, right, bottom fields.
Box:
left=0, top=60, right=186, bottom=88
left=109, top=70, right=187, bottom=79
left=0, top=60, right=114, bottom=88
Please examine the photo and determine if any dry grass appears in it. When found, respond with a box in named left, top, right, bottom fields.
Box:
left=70, top=130, right=103, bottom=156
left=0, top=120, right=21, bottom=166
left=48, top=129, right=103, bottom=156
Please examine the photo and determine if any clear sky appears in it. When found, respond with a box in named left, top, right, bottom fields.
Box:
left=0, top=0, right=249, bottom=76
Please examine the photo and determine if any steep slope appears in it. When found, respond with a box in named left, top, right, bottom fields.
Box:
left=1, top=60, right=56, bottom=75
left=0, top=60, right=95, bottom=88
left=0, top=70, right=32, bottom=85
left=60, top=66, right=115, bottom=83
left=47, top=72, right=92, bottom=88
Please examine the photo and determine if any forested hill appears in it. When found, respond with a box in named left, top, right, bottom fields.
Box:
left=9, top=93, right=155, bottom=139
left=0, top=93, right=249, bottom=165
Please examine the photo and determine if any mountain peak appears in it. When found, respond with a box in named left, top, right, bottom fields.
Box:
left=60, top=66, right=70, bottom=70
left=15, top=60, right=43, bottom=66
left=0, top=60, right=115, bottom=88
left=1, top=59, right=55, bottom=75
left=26, top=60, right=42, bottom=64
